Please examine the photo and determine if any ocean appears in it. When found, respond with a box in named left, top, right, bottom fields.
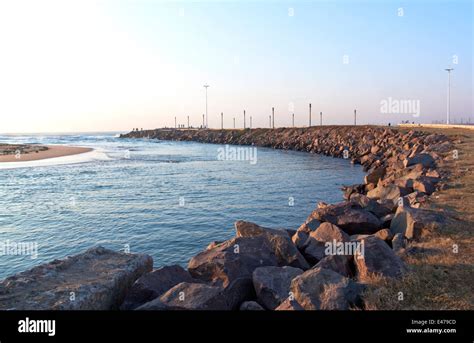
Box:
left=0, top=133, right=365, bottom=279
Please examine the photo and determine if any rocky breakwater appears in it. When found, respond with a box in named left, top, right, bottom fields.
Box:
left=0, top=126, right=455, bottom=310
left=116, top=126, right=453, bottom=310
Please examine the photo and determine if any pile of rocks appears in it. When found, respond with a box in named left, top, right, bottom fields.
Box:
left=0, top=126, right=453, bottom=310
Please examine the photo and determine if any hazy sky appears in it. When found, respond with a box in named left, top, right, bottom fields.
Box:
left=0, top=0, right=472, bottom=133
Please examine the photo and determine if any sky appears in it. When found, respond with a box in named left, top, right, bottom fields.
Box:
left=0, top=0, right=472, bottom=133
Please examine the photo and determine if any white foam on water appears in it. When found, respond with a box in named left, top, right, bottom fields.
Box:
left=0, top=147, right=111, bottom=170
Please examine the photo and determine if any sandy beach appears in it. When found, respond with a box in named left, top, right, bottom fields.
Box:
left=0, top=144, right=92, bottom=162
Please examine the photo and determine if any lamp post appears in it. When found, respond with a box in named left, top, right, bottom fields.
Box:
left=203, top=84, right=210, bottom=128
left=272, top=107, right=275, bottom=129
left=309, top=103, right=312, bottom=127
left=244, top=110, right=246, bottom=129
left=445, top=68, right=454, bottom=124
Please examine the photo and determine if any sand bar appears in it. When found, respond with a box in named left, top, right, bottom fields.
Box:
left=0, top=144, right=93, bottom=162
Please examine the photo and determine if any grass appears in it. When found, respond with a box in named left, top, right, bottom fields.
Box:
left=362, top=127, right=474, bottom=310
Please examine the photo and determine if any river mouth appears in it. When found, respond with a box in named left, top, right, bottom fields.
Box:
left=0, top=133, right=365, bottom=280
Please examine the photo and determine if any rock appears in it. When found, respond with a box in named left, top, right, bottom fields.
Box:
left=206, top=241, right=223, bottom=250
left=292, top=218, right=321, bottom=250
left=390, top=206, right=444, bottom=240
left=354, top=236, right=407, bottom=281
left=120, top=265, right=195, bottom=310
left=275, top=299, right=304, bottom=310
left=349, top=193, right=392, bottom=218
left=380, top=213, right=394, bottom=227
left=364, top=166, right=386, bottom=184
left=367, top=183, right=409, bottom=204
left=373, top=228, right=393, bottom=242
left=302, top=239, right=327, bottom=264
left=187, top=236, right=279, bottom=309
left=0, top=246, right=153, bottom=310
left=290, top=267, right=364, bottom=310
left=240, top=301, right=265, bottom=311
left=157, top=282, right=230, bottom=310
left=403, top=153, right=436, bottom=168
left=392, top=233, right=406, bottom=253
left=314, top=255, right=353, bottom=277
left=413, top=178, right=436, bottom=195
left=252, top=266, right=303, bottom=309
left=235, top=221, right=310, bottom=270
left=310, top=222, right=350, bottom=243
left=188, top=236, right=278, bottom=286
left=309, top=202, right=382, bottom=235
left=292, top=230, right=309, bottom=251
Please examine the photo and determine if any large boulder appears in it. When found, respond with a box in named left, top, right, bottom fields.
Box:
left=309, top=222, right=350, bottom=243
left=349, top=193, right=392, bottom=218
left=308, top=202, right=382, bottom=235
left=354, top=236, right=407, bottom=281
left=157, top=282, right=230, bottom=310
left=235, top=221, right=309, bottom=270
left=120, top=265, right=195, bottom=310
left=187, top=236, right=279, bottom=309
left=403, top=153, right=436, bottom=168
left=0, top=246, right=153, bottom=310
left=367, top=183, right=409, bottom=204
left=290, top=267, right=364, bottom=310
left=252, top=266, right=303, bottom=309
left=364, top=165, right=386, bottom=184
left=292, top=218, right=321, bottom=250
left=390, top=206, right=444, bottom=240
left=314, top=255, right=353, bottom=277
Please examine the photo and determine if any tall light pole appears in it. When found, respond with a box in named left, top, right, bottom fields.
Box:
left=203, top=84, right=210, bottom=128
left=233, top=117, right=235, bottom=129
left=244, top=110, right=246, bottom=129
left=187, top=115, right=189, bottom=128
left=354, top=109, right=357, bottom=126
left=292, top=113, right=294, bottom=127
left=175, top=116, right=177, bottom=129
left=250, top=116, right=252, bottom=129
left=445, top=68, right=454, bottom=124
left=272, top=107, right=275, bottom=129
left=309, top=103, right=312, bottom=127
left=221, top=112, right=223, bottom=130
left=320, top=112, right=322, bottom=126
left=202, top=114, right=205, bottom=128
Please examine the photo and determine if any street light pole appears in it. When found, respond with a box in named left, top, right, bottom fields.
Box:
left=354, top=109, right=357, bottom=126
left=445, top=68, right=454, bottom=124
left=244, top=110, right=246, bottom=129
left=221, top=112, right=223, bottom=130
left=203, top=84, right=210, bottom=128
left=320, top=112, right=322, bottom=126
left=272, top=107, right=275, bottom=129
left=309, top=103, right=312, bottom=127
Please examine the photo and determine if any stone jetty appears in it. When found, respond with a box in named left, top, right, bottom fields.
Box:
left=0, top=126, right=455, bottom=310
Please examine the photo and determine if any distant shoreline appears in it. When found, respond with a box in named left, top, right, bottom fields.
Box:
left=0, top=144, right=93, bottom=162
